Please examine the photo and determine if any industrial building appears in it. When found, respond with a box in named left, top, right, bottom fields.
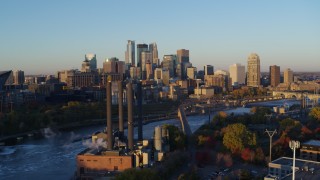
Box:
left=76, top=80, right=170, bottom=179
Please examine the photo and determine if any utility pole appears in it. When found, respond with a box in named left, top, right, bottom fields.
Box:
left=289, top=140, right=300, bottom=180
left=265, top=129, right=277, bottom=162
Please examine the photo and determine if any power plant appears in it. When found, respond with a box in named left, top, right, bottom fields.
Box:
left=76, top=80, right=170, bottom=178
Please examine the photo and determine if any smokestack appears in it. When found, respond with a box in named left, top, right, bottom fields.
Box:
left=106, top=81, right=113, bottom=150
left=127, top=82, right=134, bottom=150
left=118, top=81, right=124, bottom=138
left=137, top=82, right=143, bottom=141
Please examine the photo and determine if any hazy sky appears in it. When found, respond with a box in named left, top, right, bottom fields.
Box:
left=1, top=0, right=319, bottom=75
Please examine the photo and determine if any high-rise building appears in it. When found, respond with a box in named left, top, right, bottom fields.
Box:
left=205, top=74, right=232, bottom=92
left=204, top=65, right=214, bottom=76
left=125, top=40, right=135, bottom=66
left=136, top=44, right=148, bottom=68
left=284, top=68, right=293, bottom=84
left=13, top=70, right=25, bottom=85
left=149, top=43, right=159, bottom=66
left=103, top=57, right=125, bottom=74
left=146, top=60, right=153, bottom=79
left=141, top=51, right=152, bottom=80
left=229, top=64, right=245, bottom=86
left=270, top=65, right=280, bottom=87
left=129, top=67, right=140, bottom=80
left=154, top=68, right=169, bottom=85
left=81, top=60, right=91, bottom=72
left=137, top=44, right=148, bottom=79
left=177, top=49, right=189, bottom=63
left=162, top=55, right=175, bottom=77
left=85, top=54, right=97, bottom=70
left=247, top=53, right=261, bottom=87
left=187, top=67, right=197, bottom=79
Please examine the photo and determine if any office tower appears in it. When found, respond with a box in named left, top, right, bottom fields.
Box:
left=284, top=68, right=293, bottom=84
left=125, top=40, right=135, bottom=66
left=247, top=53, right=261, bottom=87
left=205, top=74, right=232, bottom=92
left=81, top=60, right=91, bottom=72
left=204, top=65, right=214, bottom=76
left=177, top=49, right=189, bottom=80
left=229, top=63, right=245, bottom=86
left=103, top=57, right=125, bottom=74
left=13, top=70, right=25, bottom=85
left=162, top=55, right=175, bottom=77
left=149, top=42, right=159, bottom=66
left=146, top=60, right=153, bottom=79
left=154, top=68, right=162, bottom=80
left=141, top=51, right=152, bottom=80
left=162, top=69, right=170, bottom=85
left=270, top=65, right=280, bottom=87
left=177, top=49, right=189, bottom=63
left=176, top=64, right=182, bottom=79
left=187, top=67, right=197, bottom=79
left=136, top=44, right=148, bottom=68
left=85, top=53, right=97, bottom=70
left=129, top=67, right=141, bottom=79
left=182, top=62, right=192, bottom=80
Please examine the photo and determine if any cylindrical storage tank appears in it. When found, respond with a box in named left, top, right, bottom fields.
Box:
left=154, top=126, right=162, bottom=151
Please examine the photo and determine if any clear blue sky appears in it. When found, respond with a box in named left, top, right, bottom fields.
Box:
left=1, top=0, right=319, bottom=74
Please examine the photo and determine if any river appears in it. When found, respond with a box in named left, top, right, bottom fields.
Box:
left=0, top=99, right=300, bottom=179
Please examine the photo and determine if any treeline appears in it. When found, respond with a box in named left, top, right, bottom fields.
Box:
left=0, top=101, right=106, bottom=136
left=0, top=101, right=179, bottom=136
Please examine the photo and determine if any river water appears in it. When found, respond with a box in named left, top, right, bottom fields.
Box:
left=0, top=99, right=300, bottom=180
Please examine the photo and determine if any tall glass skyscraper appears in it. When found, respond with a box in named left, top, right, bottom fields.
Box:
left=125, top=40, right=135, bottom=66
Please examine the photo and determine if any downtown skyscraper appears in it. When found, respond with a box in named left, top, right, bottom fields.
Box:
left=149, top=42, right=159, bottom=66
left=229, top=63, right=245, bottom=86
left=284, top=68, right=293, bottom=84
left=270, top=65, right=280, bottom=87
left=247, top=53, right=261, bottom=87
left=125, top=40, right=135, bottom=66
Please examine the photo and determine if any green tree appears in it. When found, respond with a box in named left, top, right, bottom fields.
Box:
left=162, top=124, right=186, bottom=151
left=279, top=118, right=297, bottom=131
left=223, top=123, right=257, bottom=154
left=309, top=106, right=320, bottom=121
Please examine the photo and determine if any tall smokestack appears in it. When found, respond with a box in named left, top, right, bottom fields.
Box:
left=118, top=81, right=124, bottom=138
left=106, top=81, right=113, bottom=150
left=127, top=82, right=134, bottom=150
left=137, top=82, right=143, bottom=141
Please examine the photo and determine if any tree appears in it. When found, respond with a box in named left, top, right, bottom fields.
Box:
left=162, top=124, right=186, bottom=151
left=223, top=123, right=257, bottom=154
left=279, top=118, right=296, bottom=131
left=309, top=106, right=320, bottom=121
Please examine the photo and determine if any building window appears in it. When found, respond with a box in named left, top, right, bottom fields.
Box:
left=114, top=166, right=118, bottom=171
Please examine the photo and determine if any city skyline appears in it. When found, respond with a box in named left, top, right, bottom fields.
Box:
left=1, top=1, right=320, bottom=74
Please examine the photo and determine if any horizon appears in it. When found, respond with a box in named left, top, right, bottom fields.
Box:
left=1, top=0, right=319, bottom=74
